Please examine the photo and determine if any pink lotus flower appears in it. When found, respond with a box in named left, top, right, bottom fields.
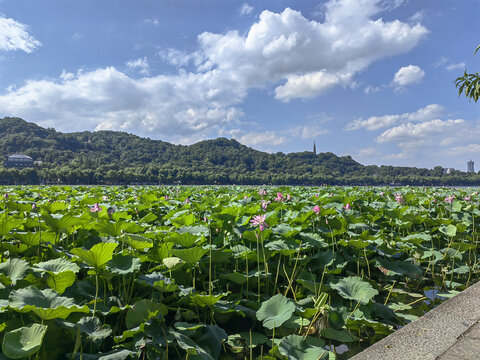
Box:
left=258, top=188, right=267, bottom=196
left=185, top=198, right=190, bottom=204
left=343, top=203, right=351, bottom=210
left=250, top=214, right=268, bottom=231
left=395, top=194, right=404, bottom=204
left=90, top=203, right=102, bottom=213
left=3, top=193, right=7, bottom=200
left=274, top=192, right=284, bottom=202
left=379, top=192, right=384, bottom=196
left=261, top=200, right=271, bottom=211
left=244, top=195, right=248, bottom=199
left=287, top=194, right=291, bottom=201
left=432, top=199, right=437, bottom=203
left=102, top=195, right=108, bottom=201
left=464, top=196, right=471, bottom=201
left=313, top=205, right=321, bottom=214
left=31, top=203, right=37, bottom=210
left=164, top=196, right=169, bottom=200
left=444, top=195, right=455, bottom=204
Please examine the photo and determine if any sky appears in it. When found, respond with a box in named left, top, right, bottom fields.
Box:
left=0, top=0, right=479, bottom=171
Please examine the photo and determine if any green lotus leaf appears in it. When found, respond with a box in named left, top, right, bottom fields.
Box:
left=95, top=220, right=127, bottom=237
left=0, top=218, right=23, bottom=236
left=321, top=327, right=355, bottom=342
left=166, top=232, right=202, bottom=248
left=0, top=258, right=30, bottom=286
left=238, top=332, right=267, bottom=348
left=71, top=242, right=118, bottom=269
left=2, top=323, right=48, bottom=359
left=126, top=299, right=167, bottom=329
left=42, top=213, right=80, bottom=234
left=375, top=258, right=422, bottom=278
left=14, top=231, right=56, bottom=246
left=137, top=272, right=178, bottom=292
left=121, top=233, right=153, bottom=250
left=171, top=246, right=208, bottom=265
left=278, top=334, right=328, bottom=360
left=439, top=224, right=457, bottom=237
left=177, top=225, right=210, bottom=237
left=189, top=294, right=224, bottom=307
left=46, top=271, right=76, bottom=294
left=220, top=271, right=248, bottom=285
left=107, top=254, right=141, bottom=274
left=33, top=257, right=80, bottom=274
left=256, top=294, right=295, bottom=329
left=162, top=256, right=185, bottom=270
left=331, top=276, right=378, bottom=304
left=195, top=324, right=228, bottom=360
left=9, top=285, right=89, bottom=320
left=78, top=316, right=112, bottom=342
left=170, top=329, right=214, bottom=360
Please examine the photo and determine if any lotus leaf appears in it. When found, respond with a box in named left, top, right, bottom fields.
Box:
left=9, top=285, right=89, bottom=320
left=71, top=242, right=118, bottom=269
left=278, top=334, right=328, bottom=360
left=256, top=294, right=295, bottom=329
left=0, top=258, right=30, bottom=286
left=107, top=254, right=141, bottom=274
left=125, top=299, right=167, bottom=329
left=331, top=276, right=378, bottom=304
left=2, top=323, right=48, bottom=359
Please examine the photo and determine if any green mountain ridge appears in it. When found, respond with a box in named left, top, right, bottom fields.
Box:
left=0, top=116, right=477, bottom=185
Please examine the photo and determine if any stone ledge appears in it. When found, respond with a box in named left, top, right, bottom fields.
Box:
left=350, top=281, right=480, bottom=360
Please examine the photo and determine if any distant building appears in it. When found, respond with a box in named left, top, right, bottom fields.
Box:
left=467, top=160, right=475, bottom=173
left=313, top=142, right=316, bottom=155
left=3, top=154, right=34, bottom=168
left=444, top=168, right=455, bottom=174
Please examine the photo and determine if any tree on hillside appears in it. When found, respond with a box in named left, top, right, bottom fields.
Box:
left=456, top=44, right=480, bottom=102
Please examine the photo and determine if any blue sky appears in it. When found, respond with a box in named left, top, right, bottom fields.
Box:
left=0, top=0, right=479, bottom=170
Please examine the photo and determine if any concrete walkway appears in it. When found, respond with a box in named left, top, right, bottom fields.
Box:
left=350, top=281, right=480, bottom=360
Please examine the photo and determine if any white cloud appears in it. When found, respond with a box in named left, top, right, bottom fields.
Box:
left=239, top=3, right=254, bottom=16
left=142, top=18, right=159, bottom=26
left=447, top=144, right=480, bottom=155
left=0, top=0, right=428, bottom=142
left=126, top=57, right=150, bottom=75
left=445, top=62, right=466, bottom=71
left=0, top=67, right=245, bottom=143
left=234, top=131, right=287, bottom=147
left=0, top=16, right=40, bottom=53
left=392, top=65, right=425, bottom=87
left=376, top=119, right=464, bottom=143
left=346, top=104, right=444, bottom=131
left=357, top=147, right=376, bottom=158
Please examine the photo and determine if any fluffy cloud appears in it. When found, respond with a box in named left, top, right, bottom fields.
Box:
left=376, top=119, right=464, bottom=144
left=0, top=0, right=428, bottom=142
left=392, top=65, right=425, bottom=87
left=0, top=16, right=40, bottom=53
left=126, top=57, right=150, bottom=75
left=0, top=67, right=245, bottom=142
left=196, top=4, right=427, bottom=101
left=239, top=3, right=254, bottom=16
left=346, top=104, right=444, bottom=131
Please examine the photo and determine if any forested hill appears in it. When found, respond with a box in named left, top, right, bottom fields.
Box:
left=0, top=116, right=478, bottom=185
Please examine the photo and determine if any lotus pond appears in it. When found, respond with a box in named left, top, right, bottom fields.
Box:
left=0, top=185, right=479, bottom=359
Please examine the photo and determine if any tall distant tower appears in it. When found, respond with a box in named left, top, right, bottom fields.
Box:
left=468, top=160, right=475, bottom=173
left=313, top=142, right=316, bottom=155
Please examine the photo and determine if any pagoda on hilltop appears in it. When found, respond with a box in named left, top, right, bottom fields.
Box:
left=313, top=142, right=316, bottom=155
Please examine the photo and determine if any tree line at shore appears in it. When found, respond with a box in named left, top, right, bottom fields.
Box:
left=1, top=117, right=479, bottom=186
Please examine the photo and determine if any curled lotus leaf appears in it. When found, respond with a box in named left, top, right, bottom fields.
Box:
left=9, top=285, right=89, bottom=320
left=33, top=257, right=80, bottom=274
left=2, top=323, right=48, bottom=359
left=0, top=258, right=30, bottom=286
